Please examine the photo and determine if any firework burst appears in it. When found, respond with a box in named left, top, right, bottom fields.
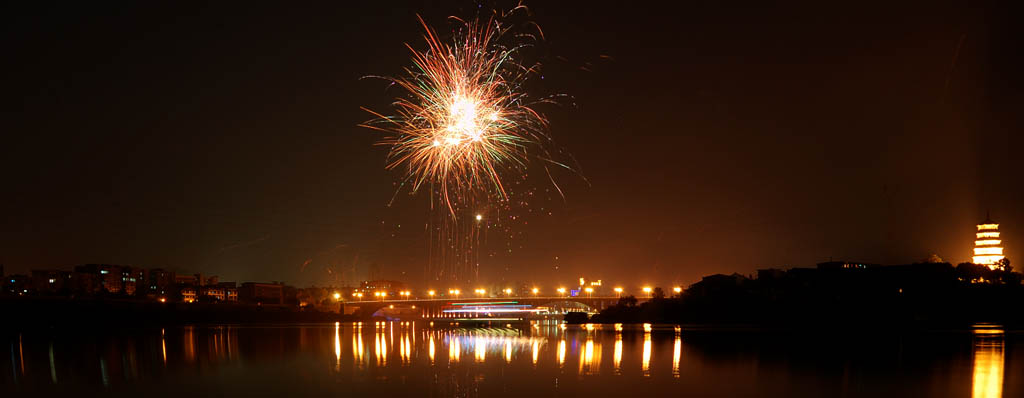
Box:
left=361, top=10, right=561, bottom=217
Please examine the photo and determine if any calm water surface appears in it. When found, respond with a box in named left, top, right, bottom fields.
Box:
left=1, top=322, right=1019, bottom=397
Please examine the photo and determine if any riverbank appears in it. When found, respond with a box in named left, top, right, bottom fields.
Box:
left=0, top=297, right=355, bottom=328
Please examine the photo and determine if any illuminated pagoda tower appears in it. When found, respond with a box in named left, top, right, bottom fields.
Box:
left=973, top=212, right=1005, bottom=269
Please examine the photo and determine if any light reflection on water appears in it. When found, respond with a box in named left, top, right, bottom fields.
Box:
left=972, top=326, right=1005, bottom=398
left=1, top=322, right=1020, bottom=397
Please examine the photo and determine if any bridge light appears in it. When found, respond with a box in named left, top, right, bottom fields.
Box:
left=557, top=287, right=566, bottom=296
left=452, top=289, right=461, bottom=296
left=475, top=288, right=486, bottom=296
left=532, top=288, right=539, bottom=295
left=584, top=287, right=594, bottom=296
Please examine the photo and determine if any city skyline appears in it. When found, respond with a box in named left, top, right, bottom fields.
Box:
left=3, top=1, right=1021, bottom=288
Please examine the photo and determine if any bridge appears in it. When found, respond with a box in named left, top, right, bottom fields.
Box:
left=341, top=296, right=646, bottom=319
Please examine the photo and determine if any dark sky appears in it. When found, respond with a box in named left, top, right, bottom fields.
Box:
left=3, top=1, right=1021, bottom=289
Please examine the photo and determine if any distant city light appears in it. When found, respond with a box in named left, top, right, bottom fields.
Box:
left=673, top=287, right=682, bottom=293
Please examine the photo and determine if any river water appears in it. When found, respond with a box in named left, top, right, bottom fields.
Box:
left=1, top=322, right=1018, bottom=397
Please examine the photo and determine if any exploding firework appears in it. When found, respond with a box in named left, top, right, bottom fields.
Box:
left=362, top=6, right=575, bottom=284
left=361, top=8, right=564, bottom=217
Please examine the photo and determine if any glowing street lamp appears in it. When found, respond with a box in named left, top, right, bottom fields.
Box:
left=584, top=287, right=594, bottom=297
left=557, top=287, right=566, bottom=297
left=333, top=292, right=341, bottom=300
left=642, top=287, right=652, bottom=298
left=475, top=214, right=483, bottom=222
left=614, top=287, right=623, bottom=297
left=475, top=288, right=486, bottom=297
left=451, top=289, right=461, bottom=298
left=428, top=290, right=436, bottom=297
left=503, top=288, right=513, bottom=296
left=673, top=287, right=682, bottom=294
left=531, top=288, right=539, bottom=295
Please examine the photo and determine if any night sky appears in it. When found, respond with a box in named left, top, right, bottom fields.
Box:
left=3, top=1, right=1021, bottom=288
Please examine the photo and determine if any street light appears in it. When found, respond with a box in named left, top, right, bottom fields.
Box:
left=614, top=287, right=623, bottom=297
left=475, top=288, right=486, bottom=296
left=531, top=287, right=539, bottom=295
left=333, top=292, right=341, bottom=300
left=584, top=287, right=594, bottom=297
left=673, top=287, right=682, bottom=294
left=642, top=287, right=652, bottom=298
left=503, top=288, right=513, bottom=296
left=557, top=287, right=566, bottom=296
left=451, top=289, right=461, bottom=297
left=428, top=290, right=435, bottom=297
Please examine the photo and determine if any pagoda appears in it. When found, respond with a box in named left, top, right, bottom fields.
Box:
left=973, top=212, right=1005, bottom=269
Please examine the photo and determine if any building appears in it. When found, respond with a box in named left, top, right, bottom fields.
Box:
left=74, top=264, right=126, bottom=294
left=175, top=274, right=200, bottom=286
left=5, top=274, right=31, bottom=295
left=147, top=268, right=176, bottom=297
left=359, top=280, right=407, bottom=297
left=31, top=270, right=73, bottom=294
left=240, top=282, right=284, bottom=305
left=973, top=214, right=1005, bottom=269
left=200, top=282, right=238, bottom=302
left=178, top=286, right=198, bottom=303
left=121, top=267, right=145, bottom=296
